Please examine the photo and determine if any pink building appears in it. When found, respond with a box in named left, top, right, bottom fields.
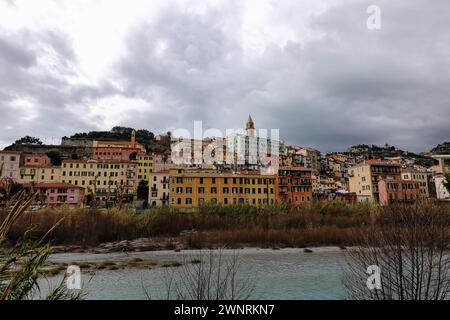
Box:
left=152, top=152, right=172, bottom=172
left=378, top=179, right=421, bottom=206
left=0, top=150, right=21, bottom=180
left=24, top=183, right=85, bottom=206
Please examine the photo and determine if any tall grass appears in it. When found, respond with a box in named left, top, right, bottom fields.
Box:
left=1, top=201, right=377, bottom=247
left=0, top=191, right=83, bottom=300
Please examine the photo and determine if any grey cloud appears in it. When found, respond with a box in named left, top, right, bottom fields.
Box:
left=1, top=0, right=449, bottom=153
left=0, top=28, right=118, bottom=146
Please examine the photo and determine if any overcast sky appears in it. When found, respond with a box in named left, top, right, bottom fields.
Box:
left=0, top=0, right=449, bottom=152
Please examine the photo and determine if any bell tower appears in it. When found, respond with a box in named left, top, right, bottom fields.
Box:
left=131, top=129, right=136, bottom=147
left=246, top=114, right=255, bottom=137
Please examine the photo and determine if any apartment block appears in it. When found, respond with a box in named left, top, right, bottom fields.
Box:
left=378, top=179, right=422, bottom=206
left=278, top=166, right=312, bottom=205
left=349, top=161, right=401, bottom=203
left=18, top=166, right=61, bottom=184
left=61, top=159, right=137, bottom=201
left=401, top=169, right=435, bottom=198
left=169, top=168, right=278, bottom=211
left=23, top=182, right=85, bottom=206
left=137, top=154, right=153, bottom=181
left=148, top=171, right=170, bottom=207
left=23, top=154, right=51, bottom=167
left=0, top=151, right=21, bottom=180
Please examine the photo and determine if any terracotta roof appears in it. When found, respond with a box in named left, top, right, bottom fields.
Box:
left=279, top=166, right=311, bottom=171
left=0, top=150, right=21, bottom=154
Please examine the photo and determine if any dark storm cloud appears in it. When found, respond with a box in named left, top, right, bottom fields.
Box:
left=112, top=0, right=450, bottom=152
left=1, top=0, right=449, bottom=152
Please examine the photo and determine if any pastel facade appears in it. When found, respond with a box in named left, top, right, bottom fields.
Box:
left=169, top=168, right=278, bottom=211
left=0, top=151, right=21, bottom=180
left=18, top=166, right=61, bottom=184
left=378, top=179, right=422, bottom=206
left=24, top=154, right=51, bottom=167
left=61, top=159, right=137, bottom=201
left=93, top=147, right=142, bottom=161
left=137, top=154, right=153, bottom=181
left=278, top=166, right=313, bottom=205
left=401, top=169, right=434, bottom=198
left=23, top=183, right=85, bottom=206
left=148, top=171, right=170, bottom=207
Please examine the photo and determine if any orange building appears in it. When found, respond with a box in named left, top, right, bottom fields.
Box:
left=23, top=154, right=51, bottom=167
left=278, top=166, right=313, bottom=205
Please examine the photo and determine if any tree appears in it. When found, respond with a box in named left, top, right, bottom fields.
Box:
left=152, top=250, right=256, bottom=300
left=46, top=150, right=62, bottom=166
left=343, top=201, right=449, bottom=300
left=14, top=136, right=43, bottom=145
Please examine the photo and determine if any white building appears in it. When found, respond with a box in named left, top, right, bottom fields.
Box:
left=226, top=115, right=284, bottom=170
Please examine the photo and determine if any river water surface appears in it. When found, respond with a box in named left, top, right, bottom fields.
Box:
left=44, top=247, right=348, bottom=300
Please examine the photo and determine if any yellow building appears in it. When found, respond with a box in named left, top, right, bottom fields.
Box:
left=137, top=154, right=153, bottom=182
left=61, top=159, right=137, bottom=201
left=348, top=161, right=401, bottom=203
left=169, top=168, right=278, bottom=211
left=18, top=166, right=61, bottom=184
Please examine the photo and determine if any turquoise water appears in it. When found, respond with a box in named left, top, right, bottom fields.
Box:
left=44, top=248, right=348, bottom=300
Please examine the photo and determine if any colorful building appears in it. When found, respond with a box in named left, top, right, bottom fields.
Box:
left=23, top=154, right=51, bottom=167
left=349, top=161, right=401, bottom=203
left=92, top=130, right=146, bottom=161
left=148, top=171, right=170, bottom=207
left=169, top=168, right=278, bottom=211
left=61, top=159, right=137, bottom=202
left=278, top=166, right=312, bottom=205
left=23, top=183, right=85, bottom=206
left=401, top=169, right=434, bottom=198
left=18, top=166, right=61, bottom=184
left=137, top=154, right=153, bottom=181
left=378, top=179, right=422, bottom=206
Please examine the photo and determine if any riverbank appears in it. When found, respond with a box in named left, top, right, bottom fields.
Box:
left=47, top=234, right=353, bottom=254
left=1, top=201, right=376, bottom=250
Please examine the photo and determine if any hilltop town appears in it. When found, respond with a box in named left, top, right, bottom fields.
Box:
left=1, top=116, right=449, bottom=209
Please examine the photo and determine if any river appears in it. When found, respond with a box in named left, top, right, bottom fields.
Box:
left=42, top=247, right=348, bottom=300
